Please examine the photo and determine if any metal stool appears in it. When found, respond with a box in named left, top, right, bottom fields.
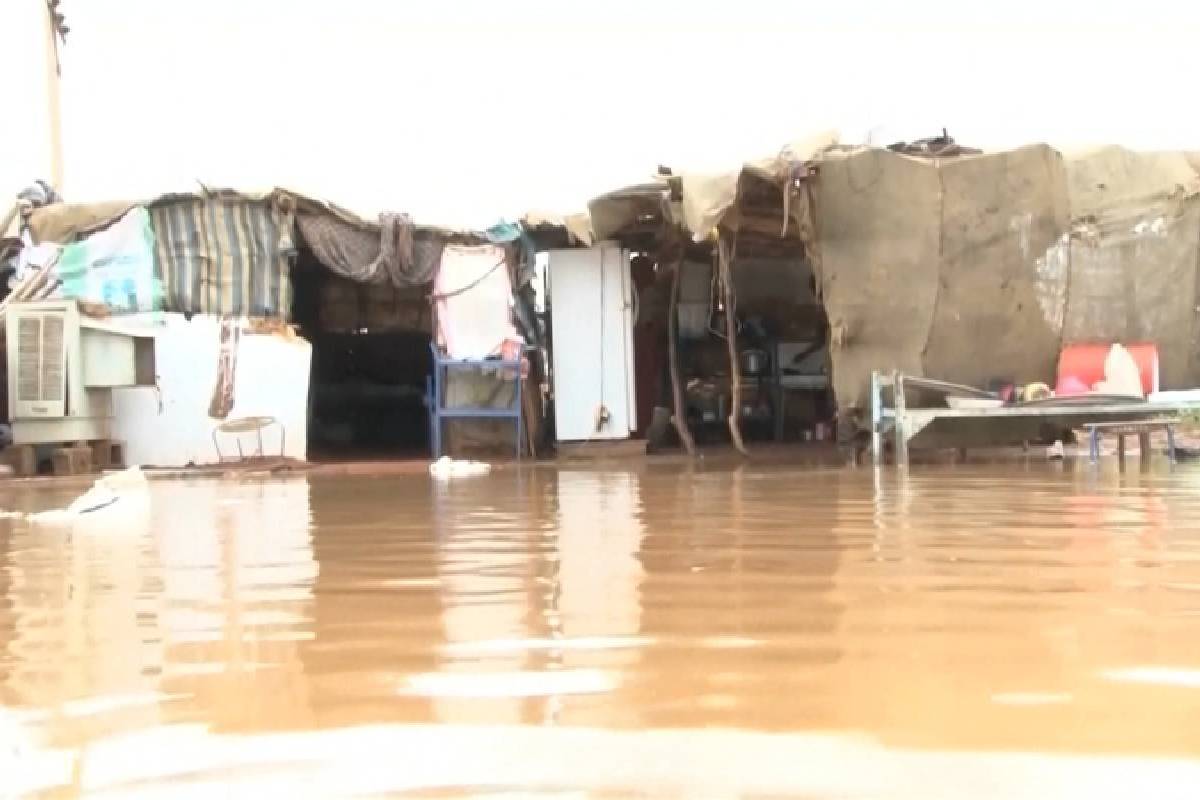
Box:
left=212, top=415, right=286, bottom=462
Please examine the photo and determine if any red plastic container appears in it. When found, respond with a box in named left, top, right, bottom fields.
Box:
left=1055, top=342, right=1159, bottom=396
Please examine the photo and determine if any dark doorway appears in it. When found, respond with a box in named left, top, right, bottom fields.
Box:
left=290, top=244, right=433, bottom=462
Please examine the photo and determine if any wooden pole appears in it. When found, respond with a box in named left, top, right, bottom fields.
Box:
left=522, top=372, right=538, bottom=458
left=719, top=233, right=749, bottom=457
left=667, top=254, right=696, bottom=457
left=892, top=370, right=909, bottom=467
left=43, top=2, right=65, bottom=192
left=870, top=370, right=883, bottom=466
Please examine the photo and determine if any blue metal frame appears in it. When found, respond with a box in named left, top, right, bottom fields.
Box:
left=1086, top=421, right=1178, bottom=465
left=426, top=342, right=523, bottom=459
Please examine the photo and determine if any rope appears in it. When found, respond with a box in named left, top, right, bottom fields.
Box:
left=595, top=249, right=607, bottom=433
left=427, top=258, right=506, bottom=302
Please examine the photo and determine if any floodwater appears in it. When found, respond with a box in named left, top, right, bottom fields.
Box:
left=3, top=462, right=1200, bottom=798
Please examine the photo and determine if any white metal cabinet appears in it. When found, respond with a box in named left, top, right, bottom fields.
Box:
left=547, top=245, right=637, bottom=441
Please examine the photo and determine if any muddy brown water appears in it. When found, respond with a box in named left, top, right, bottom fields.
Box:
left=3, top=462, right=1200, bottom=797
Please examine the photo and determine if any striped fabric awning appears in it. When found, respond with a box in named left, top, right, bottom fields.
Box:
left=149, top=193, right=296, bottom=318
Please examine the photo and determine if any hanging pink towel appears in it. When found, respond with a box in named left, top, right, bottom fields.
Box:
left=433, top=244, right=518, bottom=359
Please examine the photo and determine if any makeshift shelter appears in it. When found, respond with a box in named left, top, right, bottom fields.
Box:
left=2, top=183, right=532, bottom=462
left=3, top=188, right=308, bottom=466
left=574, top=133, right=1200, bottom=456
left=569, top=136, right=839, bottom=454
left=7, top=186, right=545, bottom=467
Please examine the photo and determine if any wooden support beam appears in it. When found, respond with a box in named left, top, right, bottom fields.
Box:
left=719, top=234, right=749, bottom=457
left=667, top=255, right=696, bottom=457
left=870, top=371, right=883, bottom=466
left=892, top=370, right=909, bottom=467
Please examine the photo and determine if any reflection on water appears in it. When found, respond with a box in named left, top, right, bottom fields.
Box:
left=3, top=464, right=1200, bottom=796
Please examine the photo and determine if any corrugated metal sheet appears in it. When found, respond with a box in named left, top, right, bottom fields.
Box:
left=149, top=195, right=295, bottom=319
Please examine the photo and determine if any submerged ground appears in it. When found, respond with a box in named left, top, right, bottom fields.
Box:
left=3, top=461, right=1200, bottom=797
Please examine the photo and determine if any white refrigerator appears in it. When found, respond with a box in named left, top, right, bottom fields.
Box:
left=547, top=245, right=638, bottom=441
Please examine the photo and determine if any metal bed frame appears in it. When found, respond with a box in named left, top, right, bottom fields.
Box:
left=870, top=370, right=1195, bottom=466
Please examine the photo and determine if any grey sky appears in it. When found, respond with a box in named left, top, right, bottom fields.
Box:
left=5, top=1, right=1200, bottom=226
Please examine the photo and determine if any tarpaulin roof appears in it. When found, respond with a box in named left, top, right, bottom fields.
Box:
left=586, top=182, right=672, bottom=242
left=677, top=131, right=839, bottom=240
left=582, top=131, right=840, bottom=243
left=27, top=199, right=139, bottom=243
left=519, top=210, right=594, bottom=247
left=149, top=195, right=295, bottom=318
left=23, top=186, right=477, bottom=245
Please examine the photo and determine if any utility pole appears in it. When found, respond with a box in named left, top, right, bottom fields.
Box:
left=42, top=0, right=67, bottom=193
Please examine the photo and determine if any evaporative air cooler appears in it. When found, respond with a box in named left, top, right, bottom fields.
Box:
left=5, top=300, right=156, bottom=445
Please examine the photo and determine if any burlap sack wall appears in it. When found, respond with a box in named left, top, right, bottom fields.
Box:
left=811, top=145, right=1200, bottom=419
left=813, top=149, right=941, bottom=412
left=1063, top=148, right=1200, bottom=389
left=922, top=145, right=1070, bottom=388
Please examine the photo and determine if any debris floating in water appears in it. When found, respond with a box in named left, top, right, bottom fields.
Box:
left=428, top=456, right=492, bottom=479
left=25, top=466, right=149, bottom=525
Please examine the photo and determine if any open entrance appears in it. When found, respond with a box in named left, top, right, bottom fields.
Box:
left=542, top=240, right=834, bottom=454
left=290, top=243, right=432, bottom=462
left=641, top=238, right=833, bottom=450
left=700, top=235, right=832, bottom=446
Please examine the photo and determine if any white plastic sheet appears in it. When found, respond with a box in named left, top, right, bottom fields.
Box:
left=54, top=207, right=162, bottom=312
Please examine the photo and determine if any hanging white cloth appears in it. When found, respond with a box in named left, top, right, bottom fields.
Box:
left=433, top=244, right=519, bottom=360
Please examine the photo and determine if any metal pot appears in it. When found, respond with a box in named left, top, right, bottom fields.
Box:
left=740, top=348, right=768, bottom=376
